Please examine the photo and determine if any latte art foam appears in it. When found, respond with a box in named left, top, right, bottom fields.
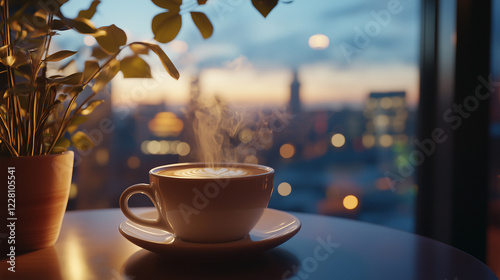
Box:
left=167, top=167, right=249, bottom=178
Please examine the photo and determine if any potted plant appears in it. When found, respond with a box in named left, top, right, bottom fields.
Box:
left=0, top=0, right=183, bottom=253
left=0, top=0, right=279, bottom=253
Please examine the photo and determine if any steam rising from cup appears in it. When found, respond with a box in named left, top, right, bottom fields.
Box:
left=185, top=96, right=293, bottom=169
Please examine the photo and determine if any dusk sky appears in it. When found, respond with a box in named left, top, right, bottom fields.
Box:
left=60, top=0, right=422, bottom=108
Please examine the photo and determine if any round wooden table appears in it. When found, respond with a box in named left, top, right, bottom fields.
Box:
left=1, top=208, right=498, bottom=280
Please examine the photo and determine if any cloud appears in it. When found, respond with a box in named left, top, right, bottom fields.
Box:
left=61, top=0, right=423, bottom=82
left=179, top=0, right=421, bottom=70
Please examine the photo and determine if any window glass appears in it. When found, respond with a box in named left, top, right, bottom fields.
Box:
left=488, top=0, right=500, bottom=275
left=61, top=0, right=421, bottom=232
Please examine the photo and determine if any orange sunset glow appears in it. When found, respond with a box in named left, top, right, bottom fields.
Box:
left=111, top=63, right=418, bottom=107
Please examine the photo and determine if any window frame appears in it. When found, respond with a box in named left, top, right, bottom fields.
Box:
left=416, top=0, right=491, bottom=262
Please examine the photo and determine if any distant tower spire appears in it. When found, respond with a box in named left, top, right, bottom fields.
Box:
left=289, top=69, right=301, bottom=114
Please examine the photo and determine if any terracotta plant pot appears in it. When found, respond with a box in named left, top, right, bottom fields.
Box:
left=0, top=151, right=74, bottom=254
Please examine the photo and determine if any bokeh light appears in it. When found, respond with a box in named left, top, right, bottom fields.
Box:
left=374, top=115, right=389, bottom=127
left=280, top=143, right=296, bottom=159
left=239, top=128, right=254, bottom=143
left=380, top=97, right=393, bottom=109
left=147, top=140, right=161, bottom=154
left=343, top=195, right=358, bottom=210
left=69, top=183, right=78, bottom=199
left=141, top=140, right=190, bottom=155
left=308, top=34, right=330, bottom=50
left=392, top=97, right=404, bottom=107
left=95, top=148, right=109, bottom=166
left=177, top=142, right=191, bottom=156
left=127, top=156, right=140, bottom=169
left=141, top=141, right=149, bottom=154
left=379, top=134, right=393, bottom=147
left=244, top=155, right=258, bottom=164
left=159, top=140, right=170, bottom=154
left=278, top=182, right=292, bottom=196
left=148, top=112, right=184, bottom=137
left=331, top=133, right=346, bottom=148
left=83, top=35, right=96, bottom=46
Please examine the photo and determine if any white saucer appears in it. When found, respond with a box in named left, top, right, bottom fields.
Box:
left=119, top=208, right=301, bottom=259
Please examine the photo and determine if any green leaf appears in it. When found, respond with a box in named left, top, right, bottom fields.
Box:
left=49, top=72, right=83, bottom=85
left=251, top=0, right=278, bottom=17
left=51, top=137, right=70, bottom=154
left=83, top=60, right=100, bottom=82
left=136, top=43, right=179, bottom=79
left=17, top=37, right=44, bottom=51
left=13, top=50, right=30, bottom=67
left=65, top=17, right=98, bottom=34
left=92, top=59, right=120, bottom=92
left=0, top=50, right=29, bottom=68
left=0, top=45, right=9, bottom=59
left=94, top=24, right=127, bottom=54
left=52, top=19, right=70, bottom=31
left=130, top=44, right=150, bottom=55
left=91, top=46, right=109, bottom=60
left=57, top=93, right=68, bottom=102
left=9, top=19, right=22, bottom=33
left=0, top=55, right=15, bottom=67
left=22, top=13, right=48, bottom=32
left=67, top=115, right=89, bottom=134
left=190, top=12, right=213, bottom=39
left=44, top=50, right=77, bottom=62
left=3, top=83, right=35, bottom=98
left=151, top=0, right=181, bottom=12
left=34, top=9, right=48, bottom=18
left=19, top=30, right=29, bottom=40
left=71, top=131, right=94, bottom=151
left=14, top=64, right=33, bottom=80
left=120, top=56, right=152, bottom=78
left=39, top=0, right=68, bottom=13
left=80, top=100, right=104, bottom=115
left=78, top=0, right=101, bottom=19
left=152, top=12, right=182, bottom=43
left=61, top=86, right=84, bottom=96
left=70, top=115, right=89, bottom=126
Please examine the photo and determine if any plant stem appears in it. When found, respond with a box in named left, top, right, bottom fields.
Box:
left=57, top=49, right=122, bottom=144
left=44, top=15, right=54, bottom=61
left=46, top=90, right=79, bottom=154
left=0, top=135, right=17, bottom=156
left=0, top=113, right=12, bottom=148
left=29, top=91, right=37, bottom=156
left=47, top=41, right=139, bottom=154
left=2, top=0, right=24, bottom=156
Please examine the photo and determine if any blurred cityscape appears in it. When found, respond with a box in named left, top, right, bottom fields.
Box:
left=56, top=0, right=499, bottom=271
left=69, top=69, right=418, bottom=232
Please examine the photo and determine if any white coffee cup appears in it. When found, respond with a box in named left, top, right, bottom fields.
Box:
left=120, top=162, right=274, bottom=243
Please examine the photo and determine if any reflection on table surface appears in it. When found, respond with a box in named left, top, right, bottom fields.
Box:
left=123, top=248, right=299, bottom=280
left=0, top=208, right=497, bottom=280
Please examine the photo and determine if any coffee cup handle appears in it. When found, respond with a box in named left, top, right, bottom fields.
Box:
left=119, top=183, right=173, bottom=232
